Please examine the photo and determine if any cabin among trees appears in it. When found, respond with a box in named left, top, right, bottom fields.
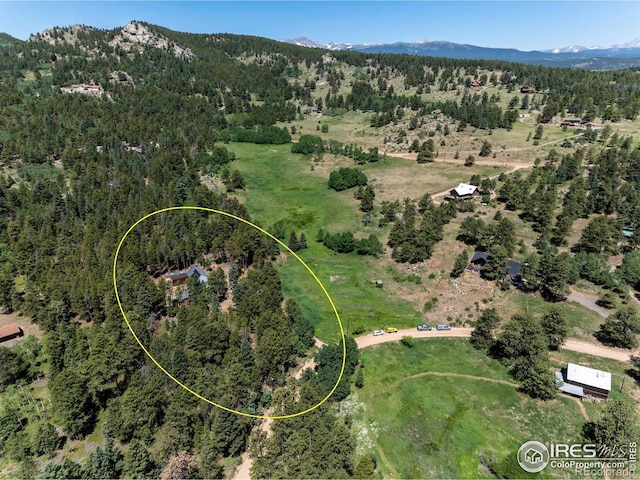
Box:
left=0, top=323, right=24, bottom=343
left=169, top=265, right=209, bottom=306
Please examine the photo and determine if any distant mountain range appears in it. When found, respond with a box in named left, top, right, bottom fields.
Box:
left=284, top=37, right=640, bottom=70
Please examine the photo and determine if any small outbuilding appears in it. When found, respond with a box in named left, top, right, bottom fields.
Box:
left=555, top=371, right=584, bottom=398
left=0, top=323, right=24, bottom=343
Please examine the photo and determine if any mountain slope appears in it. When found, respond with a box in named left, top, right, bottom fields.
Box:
left=0, top=32, right=22, bottom=45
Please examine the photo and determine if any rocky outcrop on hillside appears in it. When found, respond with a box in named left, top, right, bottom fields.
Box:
left=109, top=21, right=194, bottom=59
left=28, top=24, right=96, bottom=45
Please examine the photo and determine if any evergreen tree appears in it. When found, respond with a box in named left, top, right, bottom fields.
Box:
left=541, top=306, right=569, bottom=350
left=122, top=440, right=155, bottom=478
left=479, top=140, right=492, bottom=157
left=470, top=308, right=501, bottom=352
left=596, top=306, right=640, bottom=349
left=589, top=399, right=639, bottom=446
left=288, top=229, right=299, bottom=252
left=482, top=245, right=508, bottom=281
left=298, top=233, right=308, bottom=250
left=451, top=250, right=469, bottom=278
left=360, top=186, right=375, bottom=212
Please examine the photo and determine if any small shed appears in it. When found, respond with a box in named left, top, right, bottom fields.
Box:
left=0, top=323, right=24, bottom=343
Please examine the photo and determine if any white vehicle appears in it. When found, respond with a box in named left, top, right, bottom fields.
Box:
left=372, top=330, right=384, bottom=336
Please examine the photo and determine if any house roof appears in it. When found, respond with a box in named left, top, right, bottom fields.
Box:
left=0, top=323, right=22, bottom=339
left=563, top=118, right=581, bottom=123
left=170, top=265, right=208, bottom=283
left=556, top=371, right=584, bottom=397
left=507, top=260, right=522, bottom=277
left=453, top=183, right=478, bottom=197
left=566, top=363, right=611, bottom=392
left=471, top=251, right=489, bottom=263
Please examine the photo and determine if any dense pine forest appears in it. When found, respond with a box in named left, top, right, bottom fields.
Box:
left=0, top=20, right=639, bottom=479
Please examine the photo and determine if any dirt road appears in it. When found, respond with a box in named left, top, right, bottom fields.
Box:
left=383, top=133, right=583, bottom=162
left=353, top=328, right=637, bottom=362
left=355, top=327, right=473, bottom=349
left=567, top=289, right=610, bottom=318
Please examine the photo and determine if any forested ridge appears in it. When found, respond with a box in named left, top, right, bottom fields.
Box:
left=0, top=20, right=639, bottom=478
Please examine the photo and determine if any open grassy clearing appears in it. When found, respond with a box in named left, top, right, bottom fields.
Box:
left=227, top=143, right=539, bottom=341
left=349, top=339, right=628, bottom=479
left=360, top=157, right=505, bottom=202
left=228, top=143, right=426, bottom=342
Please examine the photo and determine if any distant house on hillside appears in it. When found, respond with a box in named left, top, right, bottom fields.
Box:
left=63, top=84, right=103, bottom=95
left=520, top=86, right=535, bottom=94
left=467, top=251, right=489, bottom=273
left=466, top=252, right=522, bottom=283
left=169, top=265, right=208, bottom=286
left=470, top=79, right=482, bottom=87
left=557, top=363, right=611, bottom=400
left=445, top=183, right=478, bottom=201
left=0, top=323, right=24, bottom=343
left=561, top=117, right=582, bottom=126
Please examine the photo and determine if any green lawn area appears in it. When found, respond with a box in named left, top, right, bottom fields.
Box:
left=508, top=291, right=605, bottom=340
left=228, top=143, right=425, bottom=342
left=351, top=339, right=634, bottom=479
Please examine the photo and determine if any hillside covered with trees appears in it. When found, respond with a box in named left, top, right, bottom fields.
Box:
left=0, top=20, right=639, bottom=479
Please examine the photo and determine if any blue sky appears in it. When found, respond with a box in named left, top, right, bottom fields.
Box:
left=0, top=1, right=638, bottom=51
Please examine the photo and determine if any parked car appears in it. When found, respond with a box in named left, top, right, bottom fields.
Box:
left=385, top=327, right=398, bottom=333
left=373, top=330, right=384, bottom=336
left=417, top=324, right=432, bottom=331
left=436, top=324, right=452, bottom=330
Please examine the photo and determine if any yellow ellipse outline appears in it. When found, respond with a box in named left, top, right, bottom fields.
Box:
left=113, top=206, right=346, bottom=420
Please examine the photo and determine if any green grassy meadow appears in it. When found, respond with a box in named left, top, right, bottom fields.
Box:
left=228, top=143, right=428, bottom=342
left=351, top=339, right=636, bottom=479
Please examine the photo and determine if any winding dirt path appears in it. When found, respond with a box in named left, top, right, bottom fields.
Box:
left=233, top=337, right=326, bottom=479
left=384, top=132, right=583, bottom=161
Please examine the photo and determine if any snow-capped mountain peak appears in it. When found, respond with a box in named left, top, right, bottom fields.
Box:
left=623, top=37, right=640, bottom=48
